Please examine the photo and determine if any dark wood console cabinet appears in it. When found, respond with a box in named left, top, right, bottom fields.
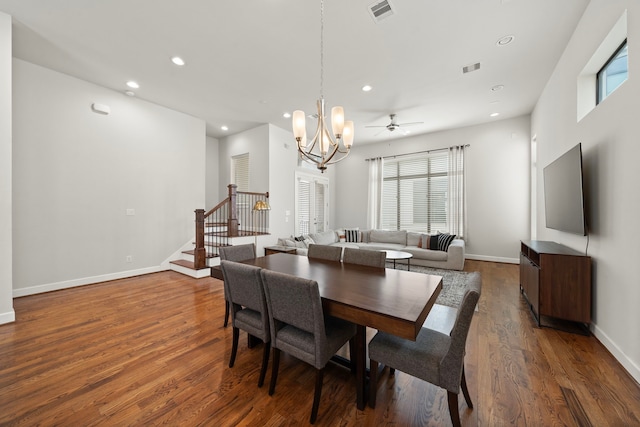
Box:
left=520, top=240, right=591, bottom=329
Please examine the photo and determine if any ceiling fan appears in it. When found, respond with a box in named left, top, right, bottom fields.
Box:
left=365, top=114, right=424, bottom=134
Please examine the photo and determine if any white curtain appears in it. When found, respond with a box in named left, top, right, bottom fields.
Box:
left=367, top=157, right=384, bottom=229
left=448, top=145, right=467, bottom=239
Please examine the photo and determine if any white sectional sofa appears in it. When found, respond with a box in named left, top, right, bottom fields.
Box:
left=277, top=229, right=465, bottom=271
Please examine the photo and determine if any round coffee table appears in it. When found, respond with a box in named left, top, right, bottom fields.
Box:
left=381, top=250, right=413, bottom=270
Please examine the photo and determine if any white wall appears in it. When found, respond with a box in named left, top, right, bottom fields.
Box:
left=267, top=124, right=300, bottom=245
left=205, top=135, right=219, bottom=209
left=12, top=59, right=206, bottom=296
left=532, top=1, right=640, bottom=382
left=0, top=12, right=14, bottom=324
left=217, top=124, right=270, bottom=196
left=334, top=115, right=531, bottom=262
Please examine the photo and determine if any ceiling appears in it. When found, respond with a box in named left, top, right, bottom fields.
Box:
left=0, top=0, right=589, bottom=144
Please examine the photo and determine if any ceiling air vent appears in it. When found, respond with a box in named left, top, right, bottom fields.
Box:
left=369, top=0, right=395, bottom=23
left=462, top=62, right=481, bottom=74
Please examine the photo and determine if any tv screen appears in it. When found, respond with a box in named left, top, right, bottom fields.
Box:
left=543, top=143, right=587, bottom=236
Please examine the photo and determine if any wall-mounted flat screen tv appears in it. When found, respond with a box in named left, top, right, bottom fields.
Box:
left=543, top=143, right=587, bottom=236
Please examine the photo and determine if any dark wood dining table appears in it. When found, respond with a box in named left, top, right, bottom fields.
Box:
left=243, top=252, right=443, bottom=410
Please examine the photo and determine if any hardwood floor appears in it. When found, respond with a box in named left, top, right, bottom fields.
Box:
left=1, top=260, right=639, bottom=426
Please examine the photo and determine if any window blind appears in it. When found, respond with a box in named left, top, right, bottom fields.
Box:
left=232, top=153, right=250, bottom=191
left=382, top=153, right=448, bottom=233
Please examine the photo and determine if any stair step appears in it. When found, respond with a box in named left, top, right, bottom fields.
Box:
left=182, top=250, right=218, bottom=258
left=170, top=259, right=209, bottom=271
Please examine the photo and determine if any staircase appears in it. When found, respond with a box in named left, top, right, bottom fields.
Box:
left=169, top=184, right=270, bottom=278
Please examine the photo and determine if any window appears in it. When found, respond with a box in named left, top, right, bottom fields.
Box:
left=382, top=153, right=448, bottom=233
left=231, top=153, right=249, bottom=191
left=597, top=39, right=628, bottom=104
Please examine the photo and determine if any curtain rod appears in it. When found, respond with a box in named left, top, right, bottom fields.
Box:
left=365, top=144, right=470, bottom=162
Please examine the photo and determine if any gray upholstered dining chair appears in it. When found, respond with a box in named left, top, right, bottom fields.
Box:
left=368, top=272, right=481, bottom=427
left=307, top=244, right=342, bottom=262
left=219, top=260, right=271, bottom=388
left=260, top=269, right=357, bottom=424
left=342, top=247, right=386, bottom=268
left=219, top=243, right=257, bottom=328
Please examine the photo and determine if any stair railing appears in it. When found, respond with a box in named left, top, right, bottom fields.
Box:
left=193, top=184, right=270, bottom=269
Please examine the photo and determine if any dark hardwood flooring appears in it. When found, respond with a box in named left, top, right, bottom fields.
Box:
left=1, top=260, right=639, bottom=426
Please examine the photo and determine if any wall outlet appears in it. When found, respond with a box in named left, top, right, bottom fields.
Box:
left=126, top=255, right=132, bottom=263
left=126, top=209, right=135, bottom=216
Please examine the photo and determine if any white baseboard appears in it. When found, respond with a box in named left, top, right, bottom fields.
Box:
left=466, top=254, right=519, bottom=264
left=592, top=323, right=640, bottom=384
left=0, top=309, right=15, bottom=325
left=12, top=266, right=167, bottom=298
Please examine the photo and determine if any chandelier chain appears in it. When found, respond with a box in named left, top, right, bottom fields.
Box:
left=320, top=0, right=324, bottom=99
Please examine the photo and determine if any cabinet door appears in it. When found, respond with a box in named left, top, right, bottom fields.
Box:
left=520, top=253, right=540, bottom=318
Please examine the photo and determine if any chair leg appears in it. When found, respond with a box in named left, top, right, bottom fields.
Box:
left=369, top=359, right=378, bottom=408
left=258, top=341, right=271, bottom=388
left=447, top=391, right=462, bottom=427
left=389, top=367, right=395, bottom=375
left=223, top=300, right=230, bottom=327
left=460, top=366, right=473, bottom=408
left=310, top=368, right=324, bottom=424
left=268, top=348, right=280, bottom=396
left=229, top=327, right=239, bottom=368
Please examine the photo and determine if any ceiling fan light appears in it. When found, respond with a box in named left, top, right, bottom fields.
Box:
left=331, top=106, right=344, bottom=137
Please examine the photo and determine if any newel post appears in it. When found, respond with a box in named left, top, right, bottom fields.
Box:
left=227, top=184, right=239, bottom=237
left=194, top=209, right=206, bottom=269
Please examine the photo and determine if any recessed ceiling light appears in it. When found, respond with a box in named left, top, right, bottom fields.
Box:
left=124, top=90, right=135, bottom=97
left=221, top=125, right=229, bottom=131
left=490, top=112, right=500, bottom=117
left=171, top=56, right=186, bottom=66
left=362, top=85, right=373, bottom=92
left=126, top=81, right=139, bottom=89
left=496, top=35, right=515, bottom=46
left=491, top=84, right=504, bottom=92
left=283, top=112, right=291, bottom=118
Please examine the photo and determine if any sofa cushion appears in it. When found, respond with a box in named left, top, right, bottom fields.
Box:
left=403, top=247, right=448, bottom=261
left=357, top=242, right=406, bottom=252
left=407, top=232, right=421, bottom=247
left=370, top=230, right=407, bottom=245
left=309, top=230, right=338, bottom=245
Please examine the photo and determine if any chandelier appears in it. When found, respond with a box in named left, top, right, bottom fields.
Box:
left=292, top=0, right=354, bottom=173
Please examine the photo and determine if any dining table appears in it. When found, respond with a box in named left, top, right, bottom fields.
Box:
left=243, top=252, right=443, bottom=410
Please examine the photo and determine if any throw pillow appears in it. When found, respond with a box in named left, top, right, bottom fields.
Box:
left=418, top=234, right=431, bottom=249
left=345, top=228, right=361, bottom=243
left=436, top=233, right=456, bottom=251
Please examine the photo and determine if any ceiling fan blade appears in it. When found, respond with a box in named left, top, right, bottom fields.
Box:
left=365, top=125, right=388, bottom=128
left=397, top=121, right=424, bottom=127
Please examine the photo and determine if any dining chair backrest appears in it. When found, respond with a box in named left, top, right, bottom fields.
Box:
left=439, top=272, right=481, bottom=391
left=219, top=243, right=256, bottom=262
left=260, top=269, right=326, bottom=367
left=220, top=261, right=266, bottom=317
left=342, top=248, right=386, bottom=268
left=307, top=244, right=342, bottom=262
